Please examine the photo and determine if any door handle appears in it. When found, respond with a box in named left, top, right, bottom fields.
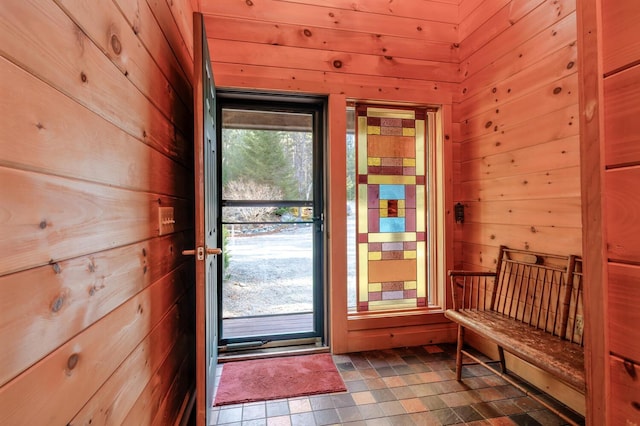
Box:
left=182, top=246, right=222, bottom=260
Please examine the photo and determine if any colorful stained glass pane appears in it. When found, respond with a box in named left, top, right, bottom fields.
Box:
left=355, top=105, right=428, bottom=312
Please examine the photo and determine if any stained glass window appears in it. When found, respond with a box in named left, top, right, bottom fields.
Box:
left=356, top=105, right=427, bottom=312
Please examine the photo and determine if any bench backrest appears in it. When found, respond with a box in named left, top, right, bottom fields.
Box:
left=450, top=246, right=584, bottom=346
left=492, top=247, right=583, bottom=345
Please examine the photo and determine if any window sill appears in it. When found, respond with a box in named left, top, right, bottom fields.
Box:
left=346, top=309, right=449, bottom=331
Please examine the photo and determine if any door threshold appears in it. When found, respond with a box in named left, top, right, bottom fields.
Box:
left=217, top=342, right=329, bottom=363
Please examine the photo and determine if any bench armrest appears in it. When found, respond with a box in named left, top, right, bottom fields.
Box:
left=448, top=270, right=497, bottom=311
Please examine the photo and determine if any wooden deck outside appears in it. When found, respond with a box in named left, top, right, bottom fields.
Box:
left=222, top=312, right=314, bottom=339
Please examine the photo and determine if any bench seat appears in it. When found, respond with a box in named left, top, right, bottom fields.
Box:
left=445, top=309, right=585, bottom=391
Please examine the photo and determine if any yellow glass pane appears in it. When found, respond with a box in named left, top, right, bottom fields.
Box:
left=379, top=200, right=388, bottom=209
left=358, top=243, right=369, bottom=301
left=402, top=127, right=415, bottom=137
left=368, top=157, right=381, bottom=166
left=368, top=175, right=416, bottom=185
left=405, top=281, right=417, bottom=290
left=416, top=186, right=425, bottom=232
left=369, top=299, right=415, bottom=310
left=358, top=184, right=368, bottom=233
left=368, top=251, right=382, bottom=261
left=358, top=116, right=368, bottom=174
left=368, top=126, right=381, bottom=135
left=369, top=282, right=382, bottom=292
left=398, top=208, right=405, bottom=218
left=398, top=200, right=405, bottom=209
left=367, top=107, right=415, bottom=119
left=369, top=232, right=416, bottom=243
left=417, top=241, right=426, bottom=298
left=415, top=119, right=425, bottom=175
left=402, top=158, right=416, bottom=167
left=404, top=250, right=417, bottom=259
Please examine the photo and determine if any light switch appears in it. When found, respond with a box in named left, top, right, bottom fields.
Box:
left=158, top=206, right=175, bottom=236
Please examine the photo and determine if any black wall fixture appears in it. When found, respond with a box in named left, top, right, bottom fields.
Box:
left=455, top=203, right=465, bottom=224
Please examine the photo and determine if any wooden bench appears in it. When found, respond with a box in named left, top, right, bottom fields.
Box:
left=445, top=246, right=584, bottom=424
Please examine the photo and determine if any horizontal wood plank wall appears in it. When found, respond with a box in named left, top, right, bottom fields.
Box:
left=454, top=0, right=585, bottom=414
left=201, top=0, right=459, bottom=104
left=601, top=1, right=640, bottom=423
left=200, top=0, right=458, bottom=353
left=455, top=0, right=582, bottom=266
left=0, top=0, right=196, bottom=423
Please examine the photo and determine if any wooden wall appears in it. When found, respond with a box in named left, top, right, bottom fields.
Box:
left=453, top=0, right=585, bottom=414
left=599, top=0, right=640, bottom=423
left=454, top=0, right=582, bottom=270
left=200, top=0, right=459, bottom=353
left=0, top=0, right=196, bottom=423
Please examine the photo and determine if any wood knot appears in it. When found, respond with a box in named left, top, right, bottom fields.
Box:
left=492, top=87, right=497, bottom=93
left=67, top=353, right=79, bottom=371
left=632, top=401, right=640, bottom=411
left=624, top=360, right=637, bottom=378
left=245, top=0, right=253, bottom=5
left=451, top=43, right=459, bottom=49
left=328, top=12, right=334, bottom=17
left=490, top=234, right=496, bottom=240
left=39, top=220, right=48, bottom=229
left=51, top=296, right=65, bottom=313
left=444, top=134, right=450, bottom=140
left=142, top=248, right=147, bottom=257
left=137, top=304, right=144, bottom=314
left=80, top=72, right=88, bottom=83
left=303, top=28, right=312, bottom=37
left=462, top=88, right=467, bottom=94
left=416, top=26, right=422, bottom=31
left=567, top=61, right=575, bottom=69
left=384, top=55, right=393, bottom=60
left=553, top=87, right=562, bottom=95
left=110, top=33, right=122, bottom=55
left=495, top=141, right=501, bottom=147
left=530, top=226, right=537, bottom=233
left=332, top=60, right=343, bottom=69
left=36, top=122, right=45, bottom=130
left=52, top=262, right=62, bottom=274
left=484, top=121, right=493, bottom=129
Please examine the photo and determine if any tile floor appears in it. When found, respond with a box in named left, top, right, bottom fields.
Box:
left=210, top=344, right=584, bottom=425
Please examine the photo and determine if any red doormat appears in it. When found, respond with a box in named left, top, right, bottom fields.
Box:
left=214, top=353, right=347, bottom=406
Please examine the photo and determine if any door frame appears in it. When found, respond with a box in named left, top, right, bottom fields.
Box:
left=215, top=90, right=328, bottom=348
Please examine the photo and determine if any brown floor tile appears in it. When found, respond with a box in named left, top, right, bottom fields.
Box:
left=378, top=400, right=406, bottom=416
left=399, top=397, right=427, bottom=413
left=352, top=391, right=376, bottom=405
left=382, top=376, right=406, bottom=388
left=490, top=399, right=526, bottom=416
left=364, top=377, right=387, bottom=390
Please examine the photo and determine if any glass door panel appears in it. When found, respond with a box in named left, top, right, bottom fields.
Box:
left=218, top=101, right=324, bottom=347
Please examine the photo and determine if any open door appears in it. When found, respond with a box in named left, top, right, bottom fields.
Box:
left=191, top=12, right=218, bottom=426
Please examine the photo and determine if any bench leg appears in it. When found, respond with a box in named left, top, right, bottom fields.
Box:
left=455, top=325, right=465, bottom=381
left=498, top=346, right=507, bottom=374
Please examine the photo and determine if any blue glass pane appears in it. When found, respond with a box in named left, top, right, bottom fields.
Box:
left=379, top=217, right=405, bottom=233
left=379, top=184, right=405, bottom=200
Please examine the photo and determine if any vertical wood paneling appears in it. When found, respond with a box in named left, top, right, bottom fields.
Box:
left=0, top=0, right=196, bottom=424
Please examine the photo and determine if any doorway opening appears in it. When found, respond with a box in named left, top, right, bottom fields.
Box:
left=216, top=92, right=326, bottom=353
